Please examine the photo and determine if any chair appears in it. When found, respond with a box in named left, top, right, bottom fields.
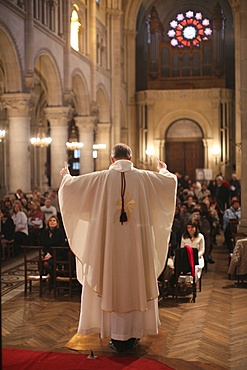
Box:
left=158, top=256, right=175, bottom=299
left=173, top=247, right=201, bottom=303
left=229, top=218, right=241, bottom=251
left=52, top=246, right=79, bottom=298
left=1, top=239, right=15, bottom=260
left=228, top=231, right=247, bottom=282
left=22, top=245, right=51, bottom=298
left=28, top=228, right=43, bottom=246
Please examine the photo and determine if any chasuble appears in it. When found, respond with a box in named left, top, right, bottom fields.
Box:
left=59, top=160, right=177, bottom=339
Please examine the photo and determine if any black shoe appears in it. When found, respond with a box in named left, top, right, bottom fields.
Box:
left=109, top=338, right=139, bottom=352
left=125, top=338, right=140, bottom=350
left=208, top=257, right=215, bottom=264
left=109, top=339, right=118, bottom=352
left=109, top=339, right=127, bottom=352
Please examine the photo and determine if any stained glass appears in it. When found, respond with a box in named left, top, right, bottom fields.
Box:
left=167, top=10, right=212, bottom=48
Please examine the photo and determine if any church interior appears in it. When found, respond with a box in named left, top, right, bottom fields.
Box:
left=1, top=0, right=247, bottom=369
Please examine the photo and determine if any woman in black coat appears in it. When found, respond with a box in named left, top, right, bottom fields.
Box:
left=41, top=215, right=66, bottom=275
left=1, top=208, right=15, bottom=260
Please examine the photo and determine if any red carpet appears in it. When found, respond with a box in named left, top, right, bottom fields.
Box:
left=2, top=348, right=173, bottom=370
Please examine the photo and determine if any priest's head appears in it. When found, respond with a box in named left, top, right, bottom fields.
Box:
left=111, top=143, right=132, bottom=162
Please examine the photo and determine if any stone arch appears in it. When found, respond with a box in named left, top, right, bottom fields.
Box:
left=124, top=0, right=233, bottom=33
left=166, top=119, right=203, bottom=140
left=0, top=25, right=22, bottom=92
left=123, top=0, right=143, bottom=30
left=155, top=109, right=213, bottom=140
left=34, top=51, right=62, bottom=107
left=159, top=111, right=212, bottom=181
left=71, top=70, right=90, bottom=115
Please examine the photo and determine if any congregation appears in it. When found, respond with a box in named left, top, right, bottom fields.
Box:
left=0, top=171, right=241, bottom=287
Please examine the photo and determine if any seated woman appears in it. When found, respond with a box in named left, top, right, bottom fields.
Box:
left=41, top=215, right=66, bottom=276
left=0, top=208, right=15, bottom=260
left=27, top=201, right=44, bottom=245
left=180, top=221, right=205, bottom=280
left=12, top=202, right=29, bottom=255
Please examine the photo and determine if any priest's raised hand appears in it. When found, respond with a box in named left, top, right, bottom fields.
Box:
left=60, top=162, right=70, bottom=178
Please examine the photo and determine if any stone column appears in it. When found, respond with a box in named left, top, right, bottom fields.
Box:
left=210, top=98, right=221, bottom=178
left=24, top=1, right=35, bottom=91
left=232, top=2, right=241, bottom=177
left=154, top=139, right=165, bottom=164
left=88, top=0, right=97, bottom=103
left=147, top=101, right=155, bottom=170
left=95, top=122, right=111, bottom=170
left=1, top=93, right=32, bottom=193
left=0, top=113, right=7, bottom=196
left=63, top=1, right=71, bottom=104
left=125, top=29, right=138, bottom=158
left=74, top=116, right=95, bottom=174
left=107, top=7, right=122, bottom=144
left=45, top=107, right=70, bottom=189
left=239, top=0, right=247, bottom=232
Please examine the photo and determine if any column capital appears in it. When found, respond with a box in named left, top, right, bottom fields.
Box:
left=106, top=8, right=122, bottom=19
left=124, top=29, right=138, bottom=38
left=74, top=116, right=96, bottom=132
left=44, top=107, right=72, bottom=125
left=211, top=101, right=220, bottom=109
left=230, top=0, right=240, bottom=12
left=1, top=93, right=33, bottom=117
left=96, top=122, right=111, bottom=133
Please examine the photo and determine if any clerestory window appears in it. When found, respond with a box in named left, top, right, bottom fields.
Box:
left=70, top=6, right=81, bottom=51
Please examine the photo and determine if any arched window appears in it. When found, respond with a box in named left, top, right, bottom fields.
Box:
left=70, top=6, right=81, bottom=51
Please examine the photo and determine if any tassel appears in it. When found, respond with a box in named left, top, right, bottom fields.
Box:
left=120, top=211, right=128, bottom=224
left=120, top=172, right=128, bottom=225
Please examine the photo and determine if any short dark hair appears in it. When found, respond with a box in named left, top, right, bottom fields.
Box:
left=111, top=143, right=132, bottom=160
left=1, top=208, right=11, bottom=218
left=191, top=207, right=201, bottom=215
left=181, top=202, right=188, bottom=209
left=231, top=199, right=240, bottom=206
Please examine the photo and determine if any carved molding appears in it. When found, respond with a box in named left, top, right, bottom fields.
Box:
left=136, top=88, right=234, bottom=104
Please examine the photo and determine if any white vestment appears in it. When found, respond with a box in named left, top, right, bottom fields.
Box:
left=59, top=160, right=177, bottom=340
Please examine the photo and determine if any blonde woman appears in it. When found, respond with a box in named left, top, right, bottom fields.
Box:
left=12, top=202, right=28, bottom=255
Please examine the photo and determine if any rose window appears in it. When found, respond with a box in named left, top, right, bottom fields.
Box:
left=167, top=11, right=212, bottom=48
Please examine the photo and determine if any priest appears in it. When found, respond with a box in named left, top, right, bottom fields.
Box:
left=59, top=143, right=177, bottom=352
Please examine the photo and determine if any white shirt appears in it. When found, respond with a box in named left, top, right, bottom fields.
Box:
left=41, top=205, right=57, bottom=221
left=12, top=211, right=28, bottom=235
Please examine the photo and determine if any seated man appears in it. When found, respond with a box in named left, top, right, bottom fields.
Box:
left=223, top=199, right=241, bottom=251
